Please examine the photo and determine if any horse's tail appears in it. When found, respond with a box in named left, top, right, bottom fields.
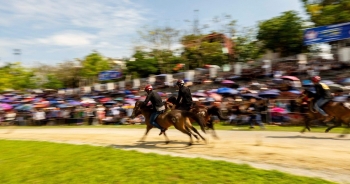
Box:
left=182, top=111, right=206, bottom=133
left=208, top=106, right=229, bottom=121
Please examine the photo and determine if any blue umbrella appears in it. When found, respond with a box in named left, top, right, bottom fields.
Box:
left=217, top=87, right=238, bottom=95
left=302, top=80, right=313, bottom=87
left=126, top=94, right=135, bottom=98
left=339, top=78, right=350, bottom=84
left=288, top=90, right=301, bottom=95
left=67, top=101, right=81, bottom=106
left=15, top=104, right=33, bottom=111
left=258, top=90, right=279, bottom=99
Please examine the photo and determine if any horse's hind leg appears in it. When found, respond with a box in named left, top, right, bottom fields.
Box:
left=185, top=126, right=199, bottom=140
left=189, top=126, right=207, bottom=143
left=325, top=120, right=340, bottom=133
left=207, top=120, right=219, bottom=139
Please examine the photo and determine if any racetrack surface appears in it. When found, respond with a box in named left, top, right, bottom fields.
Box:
left=1, top=127, right=350, bottom=183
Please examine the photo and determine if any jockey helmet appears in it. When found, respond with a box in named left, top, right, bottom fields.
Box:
left=311, top=76, right=321, bottom=83
left=144, top=84, right=153, bottom=92
left=176, top=79, right=185, bottom=86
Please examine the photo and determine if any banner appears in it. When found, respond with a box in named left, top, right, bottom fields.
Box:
left=304, top=22, right=350, bottom=45
left=98, top=71, right=122, bottom=81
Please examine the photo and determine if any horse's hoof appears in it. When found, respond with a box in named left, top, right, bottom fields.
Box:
left=165, top=141, right=170, bottom=144
left=188, top=143, right=193, bottom=146
left=325, top=130, right=329, bottom=133
left=338, top=134, right=346, bottom=138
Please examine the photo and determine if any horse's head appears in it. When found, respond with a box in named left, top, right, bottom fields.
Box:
left=130, top=101, right=144, bottom=118
left=295, top=89, right=314, bottom=105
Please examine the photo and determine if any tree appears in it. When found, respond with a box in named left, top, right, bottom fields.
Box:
left=135, top=26, right=181, bottom=73
left=126, top=51, right=159, bottom=78
left=234, top=27, right=263, bottom=62
left=42, top=74, right=64, bottom=89
left=80, top=51, right=112, bottom=84
left=257, top=11, right=306, bottom=57
left=301, top=0, right=350, bottom=26
left=0, top=62, right=37, bottom=91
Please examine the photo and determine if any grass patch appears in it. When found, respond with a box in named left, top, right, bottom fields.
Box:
left=0, top=140, right=334, bottom=184
left=0, top=124, right=346, bottom=134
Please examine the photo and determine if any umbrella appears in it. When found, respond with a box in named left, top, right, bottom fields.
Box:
left=221, top=80, right=234, bottom=84
left=302, top=80, right=313, bottom=87
left=57, top=104, right=72, bottom=108
left=209, top=93, right=222, bottom=101
left=67, top=101, right=81, bottom=106
left=329, top=84, right=344, bottom=92
left=192, top=92, right=207, bottom=97
left=207, top=89, right=218, bottom=93
left=0, top=98, right=13, bottom=103
left=14, top=104, right=33, bottom=111
left=241, top=93, right=262, bottom=99
left=99, top=98, right=111, bottom=103
left=339, top=78, right=350, bottom=85
left=320, top=80, right=334, bottom=85
left=288, top=90, right=301, bottom=95
left=217, top=87, right=238, bottom=95
left=271, top=107, right=287, bottom=114
left=258, top=90, right=280, bottom=99
left=0, top=103, right=13, bottom=110
left=125, top=95, right=135, bottom=99
left=205, top=97, right=215, bottom=102
left=114, top=97, right=124, bottom=101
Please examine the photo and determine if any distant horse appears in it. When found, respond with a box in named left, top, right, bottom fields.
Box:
left=166, top=96, right=228, bottom=139
left=130, top=101, right=206, bottom=146
left=296, top=89, right=350, bottom=137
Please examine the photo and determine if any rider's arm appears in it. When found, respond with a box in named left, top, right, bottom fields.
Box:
left=176, top=89, right=182, bottom=105
left=143, top=92, right=153, bottom=107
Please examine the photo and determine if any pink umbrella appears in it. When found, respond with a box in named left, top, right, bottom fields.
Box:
left=0, top=103, right=13, bottom=110
left=221, top=80, right=235, bottom=84
left=271, top=107, right=287, bottom=115
left=209, top=93, right=222, bottom=101
left=192, top=92, right=207, bottom=97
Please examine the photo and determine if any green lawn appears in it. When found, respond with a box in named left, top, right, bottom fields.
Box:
left=0, top=140, right=334, bottom=184
left=0, top=123, right=347, bottom=134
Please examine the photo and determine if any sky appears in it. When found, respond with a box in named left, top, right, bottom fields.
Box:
left=0, top=0, right=308, bottom=66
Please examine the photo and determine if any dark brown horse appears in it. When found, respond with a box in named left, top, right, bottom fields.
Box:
left=130, top=101, right=207, bottom=145
left=166, top=96, right=228, bottom=139
left=297, top=89, right=350, bottom=137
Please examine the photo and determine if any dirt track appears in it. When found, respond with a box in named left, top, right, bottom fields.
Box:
left=1, top=127, right=350, bottom=183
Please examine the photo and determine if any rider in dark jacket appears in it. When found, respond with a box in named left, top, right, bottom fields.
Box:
left=143, top=84, right=166, bottom=133
left=175, top=79, right=193, bottom=111
left=311, top=76, right=333, bottom=122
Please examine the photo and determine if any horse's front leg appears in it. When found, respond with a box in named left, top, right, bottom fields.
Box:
left=162, top=132, right=170, bottom=144
left=140, top=125, right=153, bottom=142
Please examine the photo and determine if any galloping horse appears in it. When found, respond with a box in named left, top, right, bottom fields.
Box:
left=295, top=91, right=327, bottom=133
left=297, top=89, right=350, bottom=136
left=130, top=101, right=206, bottom=146
left=166, top=96, right=228, bottom=139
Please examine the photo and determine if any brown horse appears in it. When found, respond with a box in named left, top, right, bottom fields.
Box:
left=295, top=92, right=327, bottom=133
left=166, top=96, right=228, bottom=139
left=297, top=89, right=350, bottom=137
left=130, top=101, right=206, bottom=145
